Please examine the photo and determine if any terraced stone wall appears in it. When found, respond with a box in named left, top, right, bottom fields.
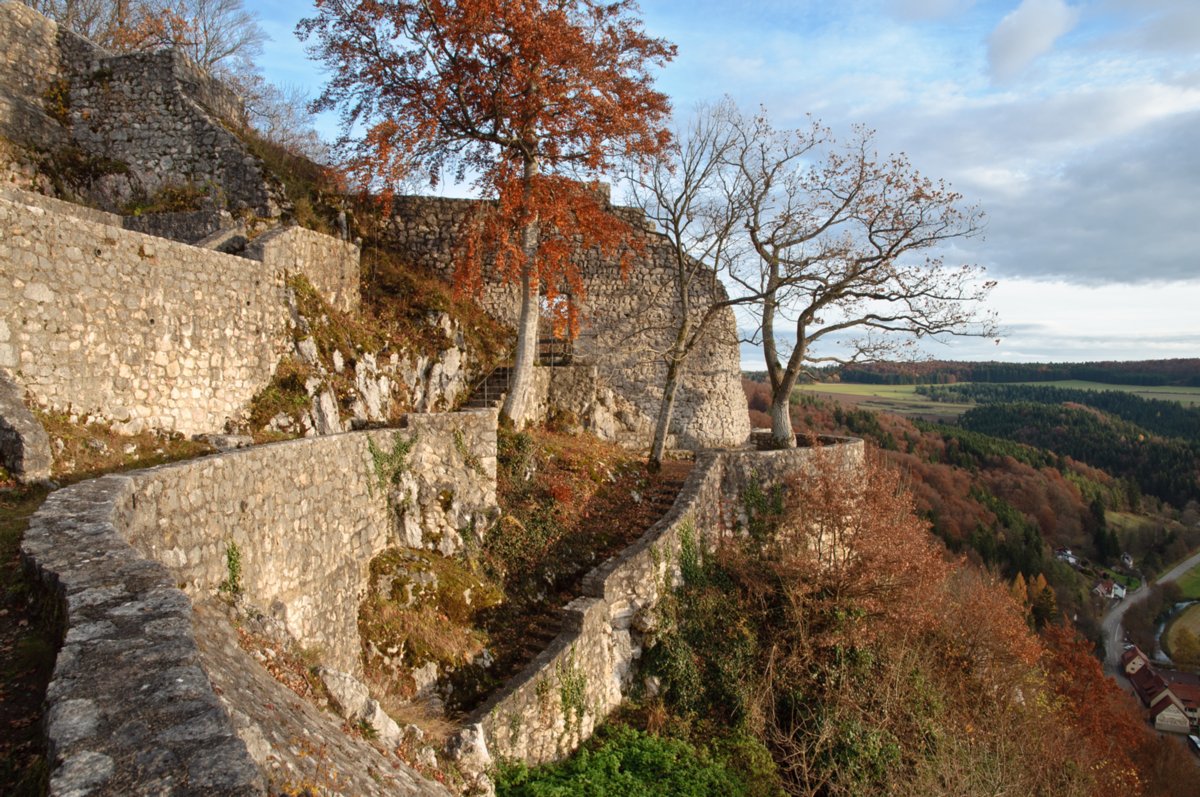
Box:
left=22, top=413, right=496, bottom=794
left=454, top=436, right=865, bottom=768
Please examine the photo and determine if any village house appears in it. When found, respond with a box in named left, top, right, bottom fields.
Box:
left=1121, top=646, right=1200, bottom=734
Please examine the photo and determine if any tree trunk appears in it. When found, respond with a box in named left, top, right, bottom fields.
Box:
left=648, top=359, right=682, bottom=472
left=500, top=158, right=541, bottom=428
left=770, top=374, right=797, bottom=448
left=501, top=262, right=539, bottom=428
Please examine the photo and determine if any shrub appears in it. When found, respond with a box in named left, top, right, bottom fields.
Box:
left=495, top=724, right=750, bottom=797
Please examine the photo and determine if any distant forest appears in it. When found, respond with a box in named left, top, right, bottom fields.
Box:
left=838, top=359, right=1200, bottom=386
left=918, top=383, right=1200, bottom=443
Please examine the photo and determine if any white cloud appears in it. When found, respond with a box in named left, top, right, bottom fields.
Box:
left=987, top=0, right=1081, bottom=82
left=891, top=0, right=975, bottom=21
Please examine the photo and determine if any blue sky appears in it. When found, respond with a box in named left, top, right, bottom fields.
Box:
left=252, top=1, right=1200, bottom=365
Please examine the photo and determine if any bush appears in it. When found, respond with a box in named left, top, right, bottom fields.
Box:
left=496, top=725, right=750, bottom=797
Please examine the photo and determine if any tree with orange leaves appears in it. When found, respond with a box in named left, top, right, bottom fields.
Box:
left=299, top=0, right=675, bottom=425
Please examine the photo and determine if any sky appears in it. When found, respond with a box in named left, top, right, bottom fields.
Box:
left=252, top=0, right=1200, bottom=365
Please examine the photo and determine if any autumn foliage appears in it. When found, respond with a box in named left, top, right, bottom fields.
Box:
left=301, top=0, right=674, bottom=422
left=645, top=451, right=1191, bottom=795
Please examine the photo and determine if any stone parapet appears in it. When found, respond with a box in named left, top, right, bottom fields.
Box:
left=22, top=475, right=266, bottom=796
left=22, top=414, right=495, bottom=794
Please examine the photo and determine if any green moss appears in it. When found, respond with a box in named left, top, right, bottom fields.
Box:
left=367, top=431, right=414, bottom=496
left=557, top=646, right=589, bottom=731
left=246, top=356, right=314, bottom=432
left=358, top=547, right=502, bottom=701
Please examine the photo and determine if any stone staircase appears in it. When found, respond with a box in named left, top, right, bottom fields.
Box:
left=463, top=338, right=572, bottom=409
left=464, top=366, right=512, bottom=409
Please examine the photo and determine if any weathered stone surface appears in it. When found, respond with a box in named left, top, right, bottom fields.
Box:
left=23, top=416, right=494, bottom=794
left=320, top=667, right=373, bottom=720
left=248, top=226, right=362, bottom=314
left=0, top=370, right=52, bottom=481
left=194, top=604, right=449, bottom=796
left=123, top=208, right=235, bottom=245
left=0, top=187, right=363, bottom=437
left=21, top=475, right=266, bottom=796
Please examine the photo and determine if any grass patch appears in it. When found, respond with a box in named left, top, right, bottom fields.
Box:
left=1163, top=603, right=1200, bottom=664
left=246, top=355, right=316, bottom=434
left=35, top=410, right=214, bottom=481
left=793, top=382, right=971, bottom=421
left=358, top=548, right=502, bottom=705
left=122, top=181, right=212, bottom=216
left=1175, top=563, right=1200, bottom=600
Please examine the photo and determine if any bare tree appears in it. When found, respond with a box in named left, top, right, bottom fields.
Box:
left=624, top=99, right=750, bottom=469
left=23, top=0, right=264, bottom=74
left=171, top=0, right=263, bottom=79
left=727, top=110, right=995, bottom=446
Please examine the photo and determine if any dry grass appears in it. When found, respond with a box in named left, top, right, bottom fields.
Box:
left=35, top=410, right=214, bottom=482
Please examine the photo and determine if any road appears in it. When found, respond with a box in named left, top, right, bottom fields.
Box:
left=1103, top=548, right=1200, bottom=677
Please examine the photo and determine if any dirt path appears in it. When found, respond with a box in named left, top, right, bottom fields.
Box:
left=0, top=486, right=54, bottom=796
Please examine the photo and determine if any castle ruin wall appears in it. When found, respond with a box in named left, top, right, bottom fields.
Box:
left=0, top=1, right=285, bottom=216
left=0, top=187, right=365, bottom=435
left=0, top=191, right=288, bottom=434
left=381, top=195, right=751, bottom=450
left=22, top=415, right=496, bottom=795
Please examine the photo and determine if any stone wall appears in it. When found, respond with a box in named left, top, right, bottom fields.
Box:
left=0, top=183, right=119, bottom=226
left=0, top=1, right=71, bottom=149
left=454, top=436, right=865, bottom=769
left=22, top=414, right=495, bottom=794
left=0, top=190, right=287, bottom=435
left=113, top=411, right=497, bottom=674
left=64, top=46, right=283, bottom=215
left=382, top=195, right=750, bottom=451
left=248, top=225, right=362, bottom=314
left=122, top=208, right=233, bottom=245
left=0, top=1, right=285, bottom=216
left=0, top=187, right=364, bottom=436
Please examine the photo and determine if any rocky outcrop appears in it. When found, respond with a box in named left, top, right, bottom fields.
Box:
left=0, top=370, right=51, bottom=482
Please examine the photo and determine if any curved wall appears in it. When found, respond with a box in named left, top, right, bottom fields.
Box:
left=23, top=412, right=495, bottom=795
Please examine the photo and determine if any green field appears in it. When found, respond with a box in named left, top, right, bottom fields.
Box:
left=1013, top=380, right=1200, bottom=407
left=792, top=382, right=971, bottom=421
left=792, top=379, right=1200, bottom=420
left=1175, top=561, right=1200, bottom=600
left=1164, top=603, right=1200, bottom=660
